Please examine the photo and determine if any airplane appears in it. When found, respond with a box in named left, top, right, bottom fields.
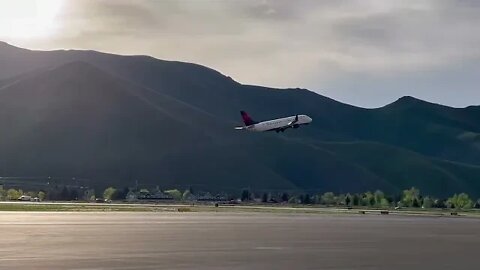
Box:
left=235, top=111, right=312, bottom=132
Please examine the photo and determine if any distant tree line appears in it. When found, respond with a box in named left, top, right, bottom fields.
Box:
left=0, top=188, right=46, bottom=201
left=243, top=187, right=480, bottom=210
left=1, top=185, right=479, bottom=210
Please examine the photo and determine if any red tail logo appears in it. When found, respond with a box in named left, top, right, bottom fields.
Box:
left=240, top=111, right=257, bottom=126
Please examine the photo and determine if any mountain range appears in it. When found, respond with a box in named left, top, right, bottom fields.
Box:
left=1, top=41, right=479, bottom=197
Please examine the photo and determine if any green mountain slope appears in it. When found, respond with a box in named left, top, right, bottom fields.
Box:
left=318, top=141, right=480, bottom=197
left=0, top=61, right=397, bottom=193
left=0, top=41, right=479, bottom=196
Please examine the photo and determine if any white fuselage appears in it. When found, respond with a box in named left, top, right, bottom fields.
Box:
left=247, top=114, right=312, bottom=132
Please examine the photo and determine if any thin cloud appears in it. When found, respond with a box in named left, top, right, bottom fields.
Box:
left=6, top=0, right=480, bottom=107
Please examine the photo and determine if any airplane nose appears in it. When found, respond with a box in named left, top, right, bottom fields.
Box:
left=307, top=116, right=312, bottom=123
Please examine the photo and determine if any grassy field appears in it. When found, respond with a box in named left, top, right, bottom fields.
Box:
left=1, top=202, right=479, bottom=218
left=0, top=203, right=159, bottom=212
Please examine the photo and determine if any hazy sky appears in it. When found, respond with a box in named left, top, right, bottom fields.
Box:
left=1, top=0, right=480, bottom=107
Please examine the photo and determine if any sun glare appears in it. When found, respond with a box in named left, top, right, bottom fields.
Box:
left=0, top=0, right=63, bottom=39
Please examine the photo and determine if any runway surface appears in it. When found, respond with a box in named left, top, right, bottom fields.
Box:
left=1, top=212, right=479, bottom=269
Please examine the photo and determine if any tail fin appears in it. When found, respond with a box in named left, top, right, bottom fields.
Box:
left=240, top=111, right=257, bottom=126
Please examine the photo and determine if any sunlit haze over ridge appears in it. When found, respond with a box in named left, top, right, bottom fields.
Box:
left=0, top=0, right=63, bottom=38
left=1, top=0, right=480, bottom=108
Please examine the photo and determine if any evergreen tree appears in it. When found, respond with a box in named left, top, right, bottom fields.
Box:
left=241, top=189, right=251, bottom=202
left=70, top=189, right=79, bottom=200
left=345, top=195, right=351, bottom=206
left=474, top=199, right=480, bottom=209
left=412, top=198, right=420, bottom=208
left=352, top=194, right=360, bottom=206
left=60, top=186, right=69, bottom=200
left=303, top=194, right=311, bottom=204
left=261, top=192, right=268, bottom=203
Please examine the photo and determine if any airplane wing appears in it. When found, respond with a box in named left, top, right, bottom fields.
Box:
left=287, top=115, right=299, bottom=127
left=235, top=126, right=247, bottom=130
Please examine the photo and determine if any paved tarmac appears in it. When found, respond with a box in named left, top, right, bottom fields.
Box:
left=0, top=212, right=478, bottom=269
